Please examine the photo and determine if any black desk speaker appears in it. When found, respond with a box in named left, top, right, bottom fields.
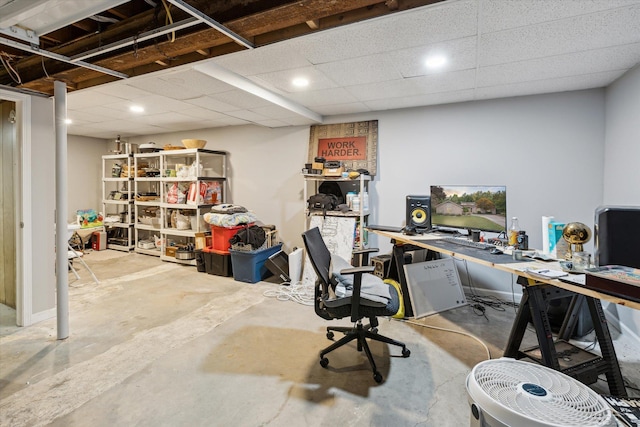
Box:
left=406, top=195, right=431, bottom=230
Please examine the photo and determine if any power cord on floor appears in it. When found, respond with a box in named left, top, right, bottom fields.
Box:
left=396, top=318, right=492, bottom=360
left=263, top=281, right=315, bottom=306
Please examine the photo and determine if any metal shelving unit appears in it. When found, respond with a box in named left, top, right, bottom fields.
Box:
left=102, top=154, right=135, bottom=251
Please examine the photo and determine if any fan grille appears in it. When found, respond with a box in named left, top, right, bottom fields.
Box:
left=470, top=359, right=613, bottom=426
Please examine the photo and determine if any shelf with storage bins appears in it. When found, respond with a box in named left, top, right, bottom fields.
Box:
left=133, top=152, right=162, bottom=256
left=102, top=154, right=135, bottom=251
left=303, top=174, right=371, bottom=248
left=159, top=149, right=227, bottom=265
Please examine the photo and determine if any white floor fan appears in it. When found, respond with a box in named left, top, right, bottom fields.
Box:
left=466, top=358, right=618, bottom=427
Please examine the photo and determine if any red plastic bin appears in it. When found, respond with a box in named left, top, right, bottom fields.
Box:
left=210, top=223, right=253, bottom=254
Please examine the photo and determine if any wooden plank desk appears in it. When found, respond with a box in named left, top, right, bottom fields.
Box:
left=369, top=229, right=635, bottom=396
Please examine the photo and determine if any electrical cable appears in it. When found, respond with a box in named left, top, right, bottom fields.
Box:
left=397, top=318, right=492, bottom=360
left=1, top=52, right=21, bottom=84
left=263, top=281, right=315, bottom=306
left=161, top=0, right=176, bottom=42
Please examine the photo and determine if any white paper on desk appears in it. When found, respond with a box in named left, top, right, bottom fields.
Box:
left=526, top=268, right=568, bottom=278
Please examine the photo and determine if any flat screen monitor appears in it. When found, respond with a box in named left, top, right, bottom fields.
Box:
left=594, top=205, right=640, bottom=268
left=430, top=185, right=507, bottom=233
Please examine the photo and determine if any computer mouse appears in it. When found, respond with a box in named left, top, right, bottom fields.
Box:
left=490, top=248, right=504, bottom=255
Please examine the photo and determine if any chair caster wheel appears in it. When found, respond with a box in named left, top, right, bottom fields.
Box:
left=320, top=357, right=329, bottom=368
left=373, top=372, right=383, bottom=383
left=402, top=348, right=411, bottom=358
left=326, top=331, right=334, bottom=340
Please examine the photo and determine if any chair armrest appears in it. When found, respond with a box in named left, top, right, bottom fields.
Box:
left=339, top=265, right=375, bottom=275
left=352, top=247, right=379, bottom=267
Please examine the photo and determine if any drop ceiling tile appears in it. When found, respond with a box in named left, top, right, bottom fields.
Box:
left=134, top=112, right=201, bottom=125
left=412, top=69, right=477, bottom=93
left=388, top=37, right=478, bottom=78
left=210, top=116, right=251, bottom=126
left=180, top=108, right=231, bottom=121
left=212, top=89, right=275, bottom=109
left=312, top=102, right=371, bottom=116
left=288, top=0, right=477, bottom=64
left=67, top=89, right=125, bottom=109
left=92, top=83, right=153, bottom=100
left=66, top=109, right=107, bottom=123
left=185, top=95, right=240, bottom=113
left=161, top=69, right=235, bottom=95
left=250, top=104, right=301, bottom=120
left=475, top=70, right=625, bottom=100
left=286, top=87, right=359, bottom=107
left=345, top=78, right=425, bottom=102
left=280, top=116, right=320, bottom=126
left=213, top=43, right=313, bottom=75
left=126, top=75, right=206, bottom=100
left=479, top=3, right=640, bottom=66
left=105, top=95, right=196, bottom=115
left=315, top=54, right=403, bottom=86
left=364, top=89, right=475, bottom=111
left=224, top=110, right=269, bottom=122
left=480, top=0, right=640, bottom=33
left=79, top=105, right=131, bottom=120
left=251, top=67, right=338, bottom=93
left=254, top=119, right=290, bottom=128
left=477, top=42, right=640, bottom=87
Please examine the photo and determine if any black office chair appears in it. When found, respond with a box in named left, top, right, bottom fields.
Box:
left=302, top=227, right=410, bottom=383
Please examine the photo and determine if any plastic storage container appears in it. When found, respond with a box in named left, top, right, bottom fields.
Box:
left=203, top=247, right=233, bottom=276
left=209, top=223, right=253, bottom=253
left=229, top=244, right=283, bottom=283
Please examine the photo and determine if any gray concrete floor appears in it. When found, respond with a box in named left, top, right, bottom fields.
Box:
left=1, top=250, right=638, bottom=426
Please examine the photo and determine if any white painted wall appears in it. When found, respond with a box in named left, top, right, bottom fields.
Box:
left=30, top=96, right=56, bottom=318
left=67, top=135, right=109, bottom=223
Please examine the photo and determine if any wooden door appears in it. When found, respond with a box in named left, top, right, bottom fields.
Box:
left=0, top=100, right=17, bottom=308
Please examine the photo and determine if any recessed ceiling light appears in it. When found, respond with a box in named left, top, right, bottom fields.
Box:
left=292, top=77, right=309, bottom=88
left=64, top=118, right=72, bottom=124
left=130, top=105, right=145, bottom=113
left=425, top=55, right=447, bottom=69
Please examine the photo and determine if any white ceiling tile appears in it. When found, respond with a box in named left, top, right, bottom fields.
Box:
left=92, top=83, right=153, bottom=100
left=345, top=78, right=424, bottom=102
left=161, top=69, right=235, bottom=95
left=479, top=3, right=640, bottom=66
left=103, top=95, right=193, bottom=116
left=480, top=0, right=640, bottom=33
left=211, top=89, right=275, bottom=109
left=475, top=70, right=626, bottom=100
left=224, top=110, right=269, bottom=122
left=280, top=116, right=319, bottom=126
left=412, top=69, right=477, bottom=93
left=286, top=87, right=359, bottom=106
left=79, top=105, right=131, bottom=120
left=388, top=37, right=478, bottom=78
left=254, top=119, right=290, bottom=128
left=315, top=54, right=403, bottom=86
left=125, top=75, right=206, bottom=100
left=313, top=102, right=371, bottom=116
left=250, top=104, right=301, bottom=120
left=289, top=0, right=478, bottom=64
left=364, top=89, right=476, bottom=111
left=67, top=89, right=125, bottom=109
left=210, top=116, right=251, bottom=126
left=134, top=112, right=201, bottom=125
left=179, top=108, right=230, bottom=121
left=251, top=66, right=338, bottom=93
left=185, top=95, right=240, bottom=112
left=213, top=43, right=313, bottom=75
left=477, top=43, right=640, bottom=87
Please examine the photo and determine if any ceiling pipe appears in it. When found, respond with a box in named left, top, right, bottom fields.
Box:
left=165, top=0, right=255, bottom=49
left=0, top=36, right=128, bottom=80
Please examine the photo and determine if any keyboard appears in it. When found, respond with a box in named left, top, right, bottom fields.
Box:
left=441, top=236, right=496, bottom=250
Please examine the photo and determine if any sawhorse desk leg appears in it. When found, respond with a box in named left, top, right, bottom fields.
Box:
left=504, top=278, right=627, bottom=396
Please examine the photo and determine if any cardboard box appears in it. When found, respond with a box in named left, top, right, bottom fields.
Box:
left=548, top=221, right=569, bottom=259
left=323, top=166, right=344, bottom=177
left=165, top=246, right=177, bottom=257
left=312, top=162, right=324, bottom=170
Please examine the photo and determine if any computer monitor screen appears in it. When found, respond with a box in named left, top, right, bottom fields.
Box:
left=430, top=185, right=507, bottom=233
left=594, top=205, right=640, bottom=268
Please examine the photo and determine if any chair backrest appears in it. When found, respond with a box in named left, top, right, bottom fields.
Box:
left=301, top=227, right=332, bottom=289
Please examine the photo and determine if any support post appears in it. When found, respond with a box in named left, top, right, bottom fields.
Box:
left=54, top=80, right=69, bottom=340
